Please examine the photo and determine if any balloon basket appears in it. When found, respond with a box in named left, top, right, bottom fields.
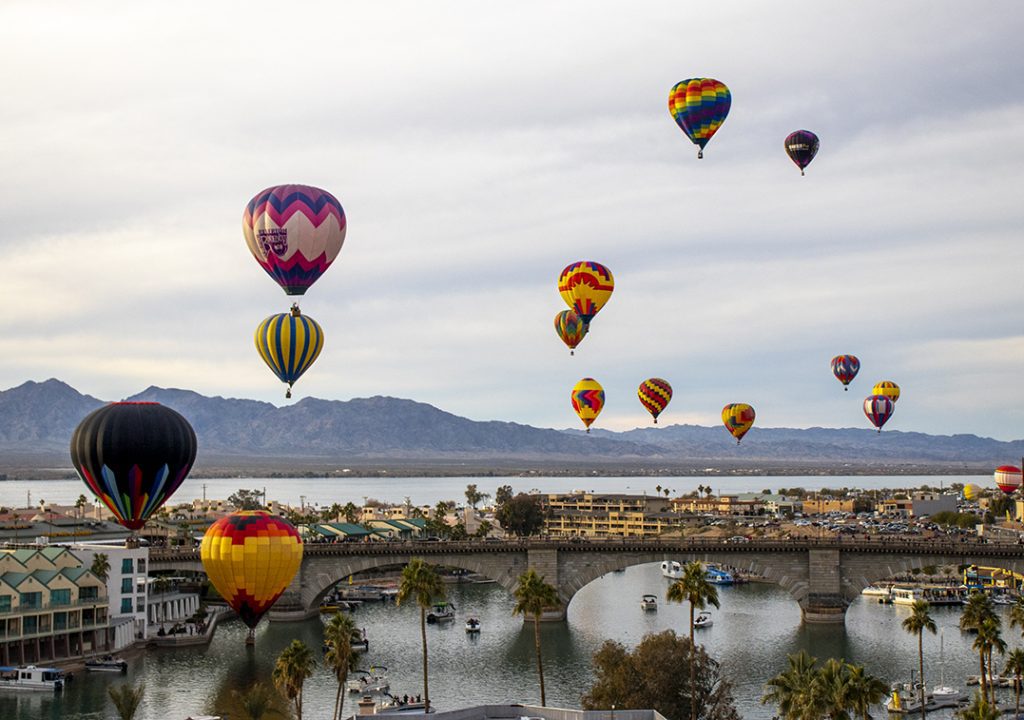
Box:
left=245, top=629, right=256, bottom=647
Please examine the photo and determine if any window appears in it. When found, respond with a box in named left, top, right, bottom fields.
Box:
left=121, top=558, right=133, bottom=574
left=137, top=559, right=146, bottom=572
left=120, top=598, right=132, bottom=614
left=19, top=592, right=41, bottom=609
left=51, top=589, right=71, bottom=606
left=0, top=595, right=10, bottom=613
left=54, top=612, right=67, bottom=631
left=80, top=586, right=98, bottom=601
left=23, top=616, right=37, bottom=634
left=136, top=598, right=145, bottom=612
left=121, top=578, right=133, bottom=594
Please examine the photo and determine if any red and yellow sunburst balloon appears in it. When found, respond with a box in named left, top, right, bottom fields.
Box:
left=201, top=511, right=303, bottom=641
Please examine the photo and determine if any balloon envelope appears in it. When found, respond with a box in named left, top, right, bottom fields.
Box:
left=830, top=355, right=860, bottom=390
left=864, top=394, right=895, bottom=432
left=243, top=184, right=346, bottom=296
left=554, top=310, right=588, bottom=353
left=201, top=511, right=303, bottom=629
left=255, top=311, right=324, bottom=397
left=962, top=483, right=982, bottom=501
left=722, top=403, right=755, bottom=443
left=638, top=378, right=672, bottom=423
left=785, top=130, right=820, bottom=175
left=872, top=381, right=900, bottom=403
left=558, top=262, right=614, bottom=324
left=669, top=78, right=731, bottom=158
left=571, top=378, right=605, bottom=432
left=994, top=466, right=1023, bottom=496
left=70, top=402, right=197, bottom=531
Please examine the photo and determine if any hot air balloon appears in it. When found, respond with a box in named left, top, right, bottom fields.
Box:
left=70, top=402, right=197, bottom=532
left=873, top=381, right=900, bottom=403
left=863, top=394, right=895, bottom=432
left=571, top=378, right=605, bottom=433
left=722, top=403, right=755, bottom=444
left=255, top=308, right=324, bottom=398
left=243, top=184, right=347, bottom=296
left=962, top=483, right=982, bottom=502
left=558, top=262, right=614, bottom=324
left=201, top=511, right=303, bottom=644
left=668, top=78, right=731, bottom=159
left=554, top=309, right=588, bottom=355
left=830, top=355, right=860, bottom=391
left=994, top=466, right=1023, bottom=496
left=785, top=130, right=820, bottom=176
left=638, top=378, right=672, bottom=424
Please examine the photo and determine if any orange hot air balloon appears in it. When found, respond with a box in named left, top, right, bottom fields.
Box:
left=201, top=511, right=303, bottom=643
left=722, top=403, right=755, bottom=444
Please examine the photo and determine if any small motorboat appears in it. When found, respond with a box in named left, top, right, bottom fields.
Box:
left=661, top=561, right=683, bottom=579
left=640, top=594, right=658, bottom=612
left=0, top=665, right=67, bottom=691
left=426, top=602, right=456, bottom=624
left=465, top=617, right=481, bottom=633
left=694, top=612, right=713, bottom=629
left=347, top=667, right=390, bottom=694
left=85, top=655, right=128, bottom=673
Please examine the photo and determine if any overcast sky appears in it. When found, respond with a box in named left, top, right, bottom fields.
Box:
left=2, top=2, right=1022, bottom=441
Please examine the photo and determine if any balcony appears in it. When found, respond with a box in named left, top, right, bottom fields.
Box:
left=0, top=596, right=107, bottom=617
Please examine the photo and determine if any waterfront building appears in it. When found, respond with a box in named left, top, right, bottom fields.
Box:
left=671, top=494, right=763, bottom=516
left=541, top=493, right=679, bottom=538
left=69, top=542, right=150, bottom=648
left=801, top=498, right=865, bottom=515
left=0, top=546, right=110, bottom=665
left=911, top=492, right=958, bottom=518
left=759, top=494, right=803, bottom=516
left=876, top=497, right=914, bottom=517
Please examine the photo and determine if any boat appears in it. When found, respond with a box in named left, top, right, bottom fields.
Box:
left=861, top=584, right=893, bottom=603
left=886, top=685, right=967, bottom=714
left=358, top=692, right=434, bottom=715
left=426, top=602, right=456, bottom=624
left=347, top=667, right=390, bottom=694
left=0, top=665, right=67, bottom=692
left=891, top=587, right=922, bottom=606
left=661, top=560, right=683, bottom=579
left=351, top=627, right=369, bottom=653
left=704, top=565, right=734, bottom=585
left=892, top=586, right=964, bottom=607
left=694, top=612, right=713, bottom=629
left=640, top=594, right=658, bottom=611
left=85, top=655, right=128, bottom=673
left=464, top=617, right=481, bottom=633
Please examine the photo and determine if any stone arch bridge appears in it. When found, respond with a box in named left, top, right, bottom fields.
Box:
left=151, top=537, right=1024, bottom=624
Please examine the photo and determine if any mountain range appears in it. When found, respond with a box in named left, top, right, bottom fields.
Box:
left=1, top=379, right=1020, bottom=477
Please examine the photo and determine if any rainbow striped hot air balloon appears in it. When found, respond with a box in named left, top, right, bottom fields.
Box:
left=830, top=355, right=860, bottom=391
left=255, top=308, right=325, bottom=398
left=70, top=402, right=197, bottom=532
left=571, top=378, right=605, bottom=433
left=201, top=511, right=303, bottom=644
left=558, top=261, right=614, bottom=324
left=722, top=403, right=755, bottom=444
left=243, top=184, right=347, bottom=296
left=638, top=378, right=672, bottom=424
left=994, top=466, right=1023, bottom=496
left=669, top=78, right=731, bottom=159
left=554, top=309, right=588, bottom=355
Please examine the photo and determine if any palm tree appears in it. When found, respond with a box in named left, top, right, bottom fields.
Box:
left=233, top=681, right=278, bottom=720
left=761, top=650, right=818, bottom=720
left=90, top=552, right=110, bottom=583
left=1003, top=648, right=1024, bottom=720
left=272, top=639, right=315, bottom=720
left=961, top=592, right=997, bottom=703
left=323, top=611, right=360, bottom=720
left=813, top=657, right=853, bottom=720
left=397, top=558, right=445, bottom=712
left=957, top=692, right=1000, bottom=720
left=846, top=663, right=889, bottom=720
left=902, top=599, right=936, bottom=720
left=108, top=682, right=145, bottom=720
left=512, top=568, right=560, bottom=706
left=1009, top=597, right=1024, bottom=638
left=667, top=561, right=720, bottom=720
left=973, top=617, right=1006, bottom=706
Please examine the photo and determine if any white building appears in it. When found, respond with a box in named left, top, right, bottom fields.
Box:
left=69, top=542, right=150, bottom=649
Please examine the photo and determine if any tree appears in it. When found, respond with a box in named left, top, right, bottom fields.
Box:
left=272, top=639, right=315, bottom=720
left=75, top=493, right=88, bottom=522
left=495, top=493, right=545, bottom=536
left=762, top=653, right=886, bottom=720
left=973, top=617, right=1006, bottom=707
left=108, top=682, right=145, bottom=720
left=495, top=485, right=514, bottom=507
left=323, top=611, right=360, bottom=720
left=957, top=692, right=1000, bottom=720
left=465, top=484, right=489, bottom=509
left=961, top=593, right=998, bottom=704
left=1004, top=648, right=1024, bottom=720
left=582, top=630, right=739, bottom=720
left=846, top=663, right=888, bottom=720
left=512, top=569, right=560, bottom=706
left=90, top=553, right=110, bottom=583
left=1009, top=597, right=1024, bottom=639
left=228, top=488, right=265, bottom=511
left=397, top=558, right=445, bottom=712
left=901, top=599, right=936, bottom=720
left=233, top=681, right=281, bottom=720
left=475, top=519, right=494, bottom=538
left=667, top=561, right=720, bottom=720
left=342, top=502, right=360, bottom=524
left=761, top=650, right=818, bottom=720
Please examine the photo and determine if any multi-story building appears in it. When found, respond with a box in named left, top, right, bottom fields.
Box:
left=670, top=495, right=763, bottom=516
left=541, top=493, right=677, bottom=538
left=911, top=492, right=958, bottom=518
left=0, top=546, right=110, bottom=665
left=70, top=542, right=150, bottom=648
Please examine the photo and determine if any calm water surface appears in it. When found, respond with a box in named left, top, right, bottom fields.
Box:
left=3, top=563, right=1015, bottom=720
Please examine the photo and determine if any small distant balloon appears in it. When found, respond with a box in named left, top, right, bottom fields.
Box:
left=558, top=261, right=614, bottom=324
left=872, top=381, right=900, bottom=403
left=669, top=78, right=731, bottom=159
left=863, top=394, right=895, bottom=432
left=571, top=378, right=605, bottom=433
left=830, top=355, right=860, bottom=391
left=994, top=466, right=1023, bottom=496
left=785, top=130, right=820, bottom=176
left=722, top=403, right=755, bottom=444
left=962, top=483, right=982, bottom=501
left=638, top=378, right=673, bottom=424
left=554, top=310, right=588, bottom=355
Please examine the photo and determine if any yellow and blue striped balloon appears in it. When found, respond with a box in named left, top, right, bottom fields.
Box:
left=255, top=310, right=324, bottom=398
